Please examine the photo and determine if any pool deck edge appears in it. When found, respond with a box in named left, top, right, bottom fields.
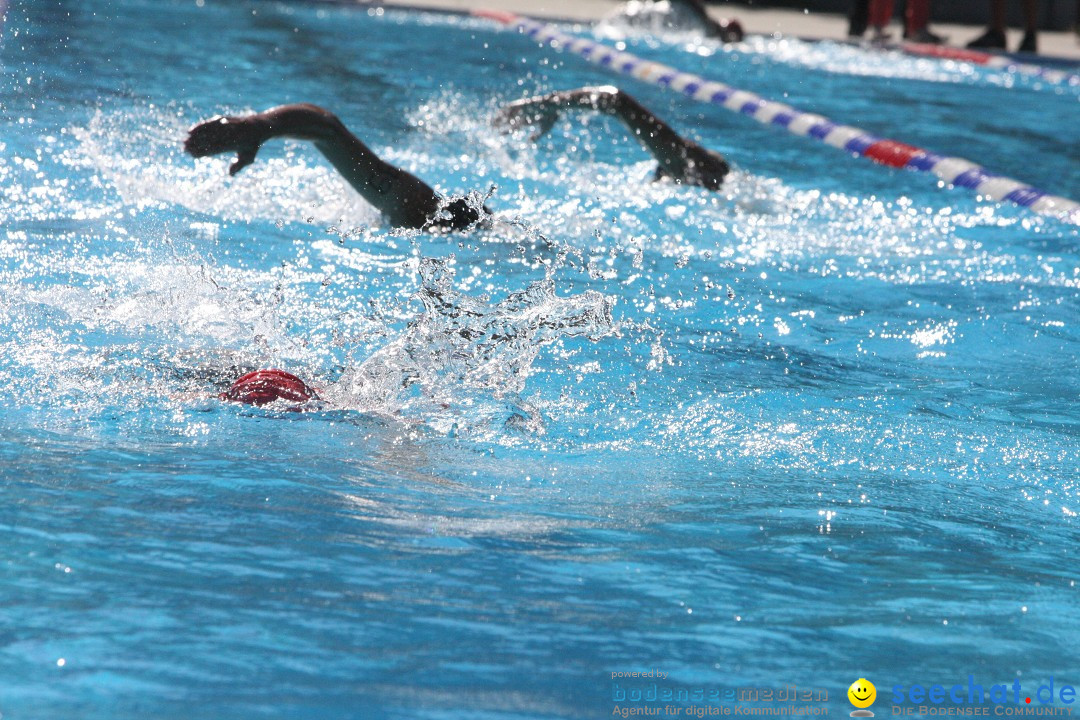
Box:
left=370, top=0, right=1080, bottom=61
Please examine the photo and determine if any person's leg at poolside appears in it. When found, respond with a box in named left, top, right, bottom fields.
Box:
left=848, top=0, right=870, bottom=37
left=868, top=0, right=895, bottom=40
left=903, top=0, right=945, bottom=42
left=1018, top=0, right=1038, bottom=52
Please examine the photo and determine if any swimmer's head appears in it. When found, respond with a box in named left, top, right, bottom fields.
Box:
left=659, top=144, right=729, bottom=191
left=435, top=197, right=492, bottom=231
left=686, top=146, right=729, bottom=190
left=220, top=369, right=317, bottom=407
left=710, top=18, right=744, bottom=43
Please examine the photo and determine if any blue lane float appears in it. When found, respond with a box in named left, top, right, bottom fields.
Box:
left=477, top=10, right=1080, bottom=225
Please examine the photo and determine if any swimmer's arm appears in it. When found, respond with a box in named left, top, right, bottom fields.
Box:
left=185, top=103, right=441, bottom=228
left=494, top=87, right=705, bottom=179
left=669, top=0, right=742, bottom=40
left=670, top=0, right=720, bottom=32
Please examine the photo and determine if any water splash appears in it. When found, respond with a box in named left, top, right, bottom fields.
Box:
left=327, top=256, right=615, bottom=436
left=8, top=92, right=1074, bottom=458
left=596, top=0, right=719, bottom=42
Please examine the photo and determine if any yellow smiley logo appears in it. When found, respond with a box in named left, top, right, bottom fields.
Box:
left=848, top=678, right=877, bottom=709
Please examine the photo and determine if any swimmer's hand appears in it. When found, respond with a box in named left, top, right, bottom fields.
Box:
left=493, top=101, right=559, bottom=141
left=184, top=114, right=269, bottom=176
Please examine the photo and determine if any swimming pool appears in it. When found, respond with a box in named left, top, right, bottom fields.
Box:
left=1, top=1, right=1078, bottom=718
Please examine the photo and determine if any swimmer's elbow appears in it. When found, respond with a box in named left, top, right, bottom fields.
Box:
left=262, top=103, right=348, bottom=141
left=601, top=86, right=628, bottom=107
left=271, top=102, right=336, bottom=120
left=572, top=85, right=624, bottom=111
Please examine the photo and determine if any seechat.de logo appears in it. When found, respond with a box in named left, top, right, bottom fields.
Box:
left=849, top=678, right=877, bottom=717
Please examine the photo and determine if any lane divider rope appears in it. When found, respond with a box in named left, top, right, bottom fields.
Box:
left=475, top=9, right=1080, bottom=224
left=896, top=42, right=1079, bottom=86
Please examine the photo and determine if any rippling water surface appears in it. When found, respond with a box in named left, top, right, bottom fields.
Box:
left=2, top=1, right=1079, bottom=718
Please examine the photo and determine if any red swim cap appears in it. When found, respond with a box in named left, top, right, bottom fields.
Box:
left=220, top=369, right=317, bottom=407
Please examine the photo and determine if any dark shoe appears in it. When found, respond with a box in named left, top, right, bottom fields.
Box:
left=904, top=28, right=947, bottom=44
left=870, top=26, right=892, bottom=44
left=1018, top=31, right=1037, bottom=53
left=967, top=28, right=1006, bottom=49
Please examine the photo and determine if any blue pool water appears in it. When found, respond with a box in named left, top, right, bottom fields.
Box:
left=2, top=1, right=1079, bottom=717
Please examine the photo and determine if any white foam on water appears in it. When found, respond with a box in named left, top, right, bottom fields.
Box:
left=3, top=96, right=1074, bottom=459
